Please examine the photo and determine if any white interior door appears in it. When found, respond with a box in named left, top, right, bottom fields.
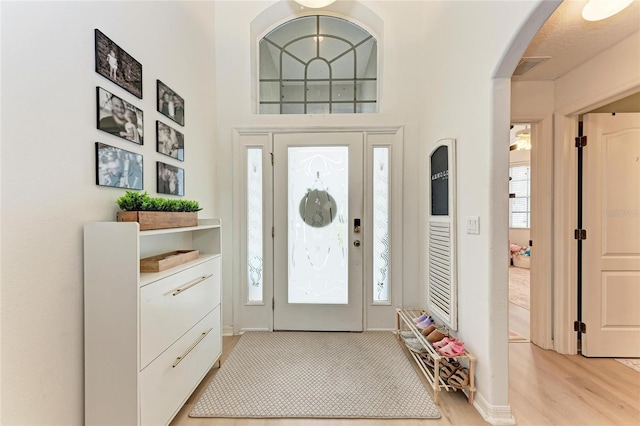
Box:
left=273, top=132, right=363, bottom=331
left=582, top=113, right=640, bottom=357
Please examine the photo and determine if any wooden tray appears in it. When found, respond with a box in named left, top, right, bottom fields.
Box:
left=140, top=250, right=199, bottom=272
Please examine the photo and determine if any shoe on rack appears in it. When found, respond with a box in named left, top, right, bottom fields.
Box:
left=403, top=337, right=427, bottom=354
left=412, top=312, right=428, bottom=323
left=421, top=324, right=436, bottom=336
left=433, top=337, right=458, bottom=349
left=399, top=330, right=415, bottom=339
left=416, top=316, right=435, bottom=329
left=439, top=341, right=465, bottom=357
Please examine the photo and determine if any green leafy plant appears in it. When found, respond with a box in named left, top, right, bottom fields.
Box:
left=117, top=191, right=202, bottom=212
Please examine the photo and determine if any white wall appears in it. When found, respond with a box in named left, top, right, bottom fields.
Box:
left=0, top=2, right=217, bottom=424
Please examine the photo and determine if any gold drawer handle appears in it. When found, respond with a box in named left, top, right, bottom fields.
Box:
left=172, top=328, right=213, bottom=368
left=172, top=274, right=213, bottom=296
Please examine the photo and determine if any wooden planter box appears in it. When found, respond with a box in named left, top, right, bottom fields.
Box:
left=140, top=250, right=199, bottom=272
left=117, top=211, right=198, bottom=231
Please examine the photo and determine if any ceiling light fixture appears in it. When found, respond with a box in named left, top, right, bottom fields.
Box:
left=513, top=129, right=531, bottom=151
left=294, top=0, right=336, bottom=8
left=582, top=0, right=634, bottom=21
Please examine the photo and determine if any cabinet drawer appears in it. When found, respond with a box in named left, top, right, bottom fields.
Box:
left=140, top=307, right=221, bottom=426
left=140, top=258, right=220, bottom=368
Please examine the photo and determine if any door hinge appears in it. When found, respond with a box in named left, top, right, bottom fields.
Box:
left=574, top=321, right=587, bottom=333
left=529, top=239, right=533, bottom=247
left=575, top=135, right=587, bottom=148
left=272, top=226, right=275, bottom=237
left=272, top=298, right=275, bottom=309
left=270, top=152, right=274, bottom=165
left=574, top=229, right=587, bottom=240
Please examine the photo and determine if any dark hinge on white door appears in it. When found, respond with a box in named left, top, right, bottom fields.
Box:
left=574, top=229, right=587, bottom=240
left=272, top=298, right=275, bottom=310
left=575, top=135, right=587, bottom=147
left=272, top=226, right=275, bottom=237
left=574, top=321, right=587, bottom=333
left=270, top=152, right=274, bottom=165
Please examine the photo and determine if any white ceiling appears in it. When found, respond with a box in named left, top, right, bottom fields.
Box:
left=513, top=0, right=640, bottom=81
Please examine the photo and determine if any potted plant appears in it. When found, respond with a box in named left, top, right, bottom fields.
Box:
left=116, top=191, right=202, bottom=230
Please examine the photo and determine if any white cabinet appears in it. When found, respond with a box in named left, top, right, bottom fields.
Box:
left=84, top=219, right=222, bottom=426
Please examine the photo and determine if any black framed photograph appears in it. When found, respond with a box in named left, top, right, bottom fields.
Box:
left=156, top=121, right=184, bottom=161
left=97, top=87, right=143, bottom=145
left=157, top=161, right=184, bottom=196
left=95, top=29, right=143, bottom=99
left=95, top=142, right=143, bottom=190
left=157, top=80, right=184, bottom=126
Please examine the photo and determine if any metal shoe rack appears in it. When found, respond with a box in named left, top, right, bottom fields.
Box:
left=396, top=308, right=476, bottom=404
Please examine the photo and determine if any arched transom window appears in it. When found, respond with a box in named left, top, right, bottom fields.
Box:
left=259, top=15, right=377, bottom=114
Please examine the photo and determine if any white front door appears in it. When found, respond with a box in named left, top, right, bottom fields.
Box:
left=273, top=132, right=363, bottom=331
left=582, top=113, right=640, bottom=357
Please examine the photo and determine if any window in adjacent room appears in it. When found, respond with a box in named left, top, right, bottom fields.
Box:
left=259, top=15, right=377, bottom=114
left=509, top=164, right=530, bottom=228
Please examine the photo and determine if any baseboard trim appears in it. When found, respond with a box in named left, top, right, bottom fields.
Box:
left=222, top=325, right=234, bottom=336
left=473, top=392, right=516, bottom=425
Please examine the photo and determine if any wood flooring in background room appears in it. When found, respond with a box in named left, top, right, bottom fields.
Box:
left=171, top=335, right=640, bottom=426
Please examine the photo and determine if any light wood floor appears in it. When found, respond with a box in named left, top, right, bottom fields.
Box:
left=170, top=335, right=640, bottom=426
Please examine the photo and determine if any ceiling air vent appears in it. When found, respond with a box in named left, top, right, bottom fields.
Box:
left=513, top=56, right=551, bottom=77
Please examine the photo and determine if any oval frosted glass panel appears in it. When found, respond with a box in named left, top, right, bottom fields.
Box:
left=247, top=148, right=264, bottom=303
left=288, top=146, right=349, bottom=304
left=373, top=147, right=390, bottom=302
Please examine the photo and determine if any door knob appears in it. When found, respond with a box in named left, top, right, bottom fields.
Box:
left=353, top=240, right=361, bottom=247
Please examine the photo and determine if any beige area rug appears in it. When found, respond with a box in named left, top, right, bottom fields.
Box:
left=616, top=359, right=640, bottom=373
left=190, top=331, right=441, bottom=419
left=509, top=266, right=530, bottom=311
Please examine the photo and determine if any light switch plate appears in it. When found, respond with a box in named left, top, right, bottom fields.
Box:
left=466, top=216, right=480, bottom=234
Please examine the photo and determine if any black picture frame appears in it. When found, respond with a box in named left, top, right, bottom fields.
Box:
left=157, top=161, right=184, bottom=196
left=97, top=87, right=144, bottom=145
left=157, top=80, right=184, bottom=126
left=95, top=29, right=143, bottom=99
left=156, top=121, right=184, bottom=161
left=95, top=142, right=143, bottom=190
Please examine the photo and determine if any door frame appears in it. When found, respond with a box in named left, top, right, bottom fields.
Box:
left=232, top=126, right=404, bottom=335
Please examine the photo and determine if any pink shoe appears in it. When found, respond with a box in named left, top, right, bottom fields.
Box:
left=433, top=337, right=458, bottom=349
left=439, top=341, right=465, bottom=357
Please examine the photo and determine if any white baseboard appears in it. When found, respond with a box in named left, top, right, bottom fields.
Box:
left=239, top=327, right=271, bottom=334
left=473, top=392, right=516, bottom=425
left=366, top=328, right=396, bottom=332
left=222, top=326, right=234, bottom=336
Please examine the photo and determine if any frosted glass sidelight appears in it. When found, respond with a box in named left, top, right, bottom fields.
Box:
left=288, top=146, right=349, bottom=304
left=373, top=147, right=390, bottom=302
left=247, top=148, right=263, bottom=303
